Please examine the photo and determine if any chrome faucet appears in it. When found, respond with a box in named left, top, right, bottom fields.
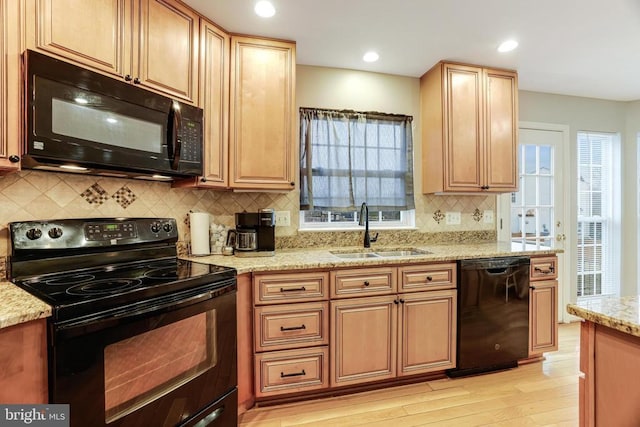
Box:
left=359, top=202, right=379, bottom=248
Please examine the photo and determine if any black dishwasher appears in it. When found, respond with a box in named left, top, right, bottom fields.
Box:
left=447, top=257, right=530, bottom=378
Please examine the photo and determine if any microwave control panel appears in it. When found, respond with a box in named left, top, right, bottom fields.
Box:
left=180, top=119, right=202, bottom=163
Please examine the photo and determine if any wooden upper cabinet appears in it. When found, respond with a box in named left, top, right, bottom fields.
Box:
left=134, top=0, right=199, bottom=103
left=25, top=0, right=128, bottom=76
left=420, top=61, right=518, bottom=193
left=25, top=0, right=199, bottom=104
left=229, top=36, right=296, bottom=190
left=0, top=0, right=22, bottom=174
left=174, top=18, right=230, bottom=189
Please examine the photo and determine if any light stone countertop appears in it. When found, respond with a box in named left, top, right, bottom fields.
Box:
left=567, top=296, right=640, bottom=338
left=183, top=241, right=561, bottom=274
left=0, top=281, right=52, bottom=329
left=0, top=241, right=560, bottom=330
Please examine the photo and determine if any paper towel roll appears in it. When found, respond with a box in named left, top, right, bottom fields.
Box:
left=190, top=212, right=210, bottom=255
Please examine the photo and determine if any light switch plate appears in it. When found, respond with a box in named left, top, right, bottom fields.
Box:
left=484, top=210, right=494, bottom=223
left=275, top=211, right=291, bottom=227
left=445, top=211, right=461, bottom=225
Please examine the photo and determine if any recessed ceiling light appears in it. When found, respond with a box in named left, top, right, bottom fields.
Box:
left=74, top=97, right=88, bottom=104
left=497, top=40, right=518, bottom=53
left=254, top=1, right=275, bottom=18
left=363, top=51, right=379, bottom=62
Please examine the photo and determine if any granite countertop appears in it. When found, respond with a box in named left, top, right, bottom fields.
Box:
left=0, top=281, right=52, bottom=329
left=567, top=296, right=640, bottom=338
left=183, top=241, right=561, bottom=274
left=0, top=241, right=560, bottom=331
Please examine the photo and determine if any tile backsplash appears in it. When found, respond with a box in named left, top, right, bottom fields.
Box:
left=0, top=170, right=495, bottom=258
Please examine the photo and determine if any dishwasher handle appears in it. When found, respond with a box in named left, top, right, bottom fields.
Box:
left=458, top=256, right=530, bottom=271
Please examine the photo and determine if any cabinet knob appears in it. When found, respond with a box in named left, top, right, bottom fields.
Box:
left=200, top=177, right=207, bottom=182
left=399, top=298, right=405, bottom=304
left=290, top=182, right=295, bottom=186
left=133, top=77, right=141, bottom=84
left=426, top=276, right=433, bottom=281
left=124, top=74, right=133, bottom=82
left=8, top=155, right=20, bottom=163
left=481, top=185, right=490, bottom=190
left=363, top=281, right=370, bottom=287
left=394, top=299, right=399, bottom=304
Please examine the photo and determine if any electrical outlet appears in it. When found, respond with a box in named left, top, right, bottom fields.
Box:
left=484, top=210, right=494, bottom=223
left=445, top=211, right=461, bottom=225
left=275, top=211, right=291, bottom=227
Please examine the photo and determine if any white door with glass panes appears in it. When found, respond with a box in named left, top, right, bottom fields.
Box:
left=498, top=123, right=571, bottom=322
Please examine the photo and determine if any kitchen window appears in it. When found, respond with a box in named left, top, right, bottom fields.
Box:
left=299, top=108, right=415, bottom=230
left=577, top=131, right=620, bottom=298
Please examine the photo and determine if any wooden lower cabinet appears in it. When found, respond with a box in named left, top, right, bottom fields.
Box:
left=399, top=290, right=456, bottom=376
left=331, top=295, right=398, bottom=387
left=254, top=347, right=329, bottom=398
left=331, top=289, right=457, bottom=387
left=579, top=321, right=640, bottom=427
left=0, top=319, right=48, bottom=403
left=529, top=256, right=559, bottom=356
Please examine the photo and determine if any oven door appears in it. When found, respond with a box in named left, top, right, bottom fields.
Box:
left=49, top=280, right=236, bottom=427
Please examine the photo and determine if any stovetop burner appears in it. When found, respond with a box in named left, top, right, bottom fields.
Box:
left=67, top=278, right=143, bottom=296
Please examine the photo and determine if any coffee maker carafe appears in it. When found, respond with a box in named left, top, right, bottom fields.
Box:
left=231, top=208, right=275, bottom=257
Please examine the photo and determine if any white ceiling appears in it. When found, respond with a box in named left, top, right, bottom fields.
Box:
left=182, top=0, right=640, bottom=101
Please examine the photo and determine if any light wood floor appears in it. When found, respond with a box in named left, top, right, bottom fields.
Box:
left=240, top=322, right=580, bottom=426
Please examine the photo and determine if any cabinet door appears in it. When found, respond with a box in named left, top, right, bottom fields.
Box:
left=229, top=36, right=296, bottom=190
left=25, top=0, right=130, bottom=77
left=443, top=63, right=483, bottom=191
left=529, top=279, right=558, bottom=355
left=398, top=290, right=456, bottom=376
left=135, top=0, right=199, bottom=104
left=484, top=69, right=518, bottom=191
left=331, top=296, right=397, bottom=387
left=0, top=319, right=48, bottom=403
left=198, top=18, right=229, bottom=188
left=0, top=0, right=21, bottom=173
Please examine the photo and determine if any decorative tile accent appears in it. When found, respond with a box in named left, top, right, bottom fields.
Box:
left=433, top=209, right=445, bottom=224
left=112, top=185, right=137, bottom=208
left=80, top=183, right=109, bottom=205
left=472, top=208, right=483, bottom=222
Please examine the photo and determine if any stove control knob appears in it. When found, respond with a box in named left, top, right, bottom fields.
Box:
left=48, top=227, right=64, bottom=239
left=162, top=222, right=173, bottom=233
left=26, top=228, right=42, bottom=240
left=150, top=222, right=161, bottom=233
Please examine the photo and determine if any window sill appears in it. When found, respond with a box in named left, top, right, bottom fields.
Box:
left=298, top=225, right=418, bottom=232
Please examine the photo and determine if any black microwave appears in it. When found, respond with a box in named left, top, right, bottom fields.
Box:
left=23, top=50, right=203, bottom=180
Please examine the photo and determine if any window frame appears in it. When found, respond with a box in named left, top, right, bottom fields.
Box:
left=299, top=209, right=416, bottom=231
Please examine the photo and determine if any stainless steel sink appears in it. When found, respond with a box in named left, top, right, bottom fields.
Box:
left=330, top=252, right=381, bottom=259
left=330, top=248, right=431, bottom=259
left=374, top=249, right=431, bottom=257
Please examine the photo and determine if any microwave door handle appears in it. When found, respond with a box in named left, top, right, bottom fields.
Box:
left=169, top=101, right=182, bottom=170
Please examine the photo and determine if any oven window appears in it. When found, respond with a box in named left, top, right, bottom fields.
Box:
left=104, top=311, right=217, bottom=423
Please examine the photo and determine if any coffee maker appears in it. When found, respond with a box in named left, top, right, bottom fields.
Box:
left=232, top=208, right=276, bottom=257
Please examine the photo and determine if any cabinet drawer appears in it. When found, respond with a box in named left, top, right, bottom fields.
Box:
left=398, top=263, right=457, bottom=292
left=254, top=302, right=329, bottom=352
left=254, top=271, right=328, bottom=305
left=530, top=256, right=558, bottom=281
left=255, top=347, right=329, bottom=398
left=331, top=267, right=397, bottom=298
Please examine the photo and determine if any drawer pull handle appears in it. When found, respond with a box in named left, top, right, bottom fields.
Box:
left=363, top=281, right=370, bottom=287
left=280, top=324, right=306, bottom=331
left=281, top=369, right=306, bottom=378
left=426, top=276, right=433, bottom=281
left=280, top=286, right=306, bottom=292
left=534, top=265, right=555, bottom=274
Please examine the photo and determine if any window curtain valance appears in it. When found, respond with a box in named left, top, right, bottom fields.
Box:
left=299, top=107, right=415, bottom=212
